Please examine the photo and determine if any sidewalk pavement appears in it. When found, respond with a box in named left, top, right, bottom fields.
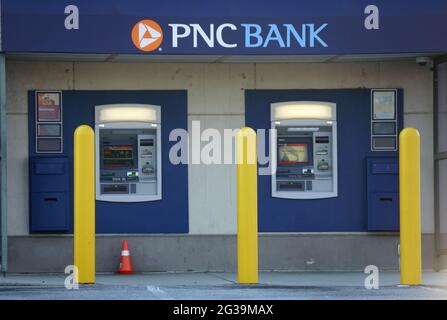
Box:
left=1, top=271, right=447, bottom=300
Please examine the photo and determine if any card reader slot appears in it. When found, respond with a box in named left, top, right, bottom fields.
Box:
left=278, top=181, right=304, bottom=191
left=316, top=136, right=330, bottom=143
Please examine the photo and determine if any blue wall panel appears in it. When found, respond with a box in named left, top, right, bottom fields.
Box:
left=29, top=90, right=189, bottom=233
left=245, top=89, right=403, bottom=232
left=29, top=157, right=70, bottom=232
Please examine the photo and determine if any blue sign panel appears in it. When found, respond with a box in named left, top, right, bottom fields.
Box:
left=2, top=0, right=447, bottom=55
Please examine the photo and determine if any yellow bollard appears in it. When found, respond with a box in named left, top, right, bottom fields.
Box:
left=74, top=125, right=95, bottom=284
left=236, top=127, right=258, bottom=284
left=399, top=128, right=422, bottom=285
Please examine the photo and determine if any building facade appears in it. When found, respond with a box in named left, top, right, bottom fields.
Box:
left=1, top=0, right=447, bottom=272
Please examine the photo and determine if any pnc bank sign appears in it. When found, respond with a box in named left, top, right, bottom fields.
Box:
left=8, top=4, right=446, bottom=55
left=131, top=19, right=328, bottom=52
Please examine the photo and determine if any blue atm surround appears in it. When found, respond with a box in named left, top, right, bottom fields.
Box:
left=29, top=90, right=188, bottom=233
left=245, top=89, right=403, bottom=232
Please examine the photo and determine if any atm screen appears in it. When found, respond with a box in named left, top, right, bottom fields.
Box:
left=278, top=143, right=309, bottom=164
left=103, top=145, right=134, bottom=168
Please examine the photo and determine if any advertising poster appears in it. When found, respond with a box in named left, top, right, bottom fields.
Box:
left=373, top=91, right=396, bottom=120
left=37, top=92, right=61, bottom=122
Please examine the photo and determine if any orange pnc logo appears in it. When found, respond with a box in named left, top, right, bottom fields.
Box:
left=131, top=19, right=163, bottom=52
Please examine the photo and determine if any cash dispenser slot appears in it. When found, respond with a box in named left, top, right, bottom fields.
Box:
left=102, top=184, right=129, bottom=194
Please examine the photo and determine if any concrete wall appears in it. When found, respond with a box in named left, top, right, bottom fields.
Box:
left=6, top=60, right=434, bottom=237
left=7, top=234, right=437, bottom=272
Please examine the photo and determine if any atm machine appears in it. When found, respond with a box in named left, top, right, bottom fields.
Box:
left=271, top=101, right=337, bottom=199
left=95, top=104, right=161, bottom=202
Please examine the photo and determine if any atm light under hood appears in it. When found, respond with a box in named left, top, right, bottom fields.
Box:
left=96, top=104, right=160, bottom=124
left=271, top=101, right=336, bottom=121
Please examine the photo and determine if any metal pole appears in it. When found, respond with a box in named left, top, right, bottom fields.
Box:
left=236, top=127, right=258, bottom=284
left=433, top=60, right=440, bottom=271
left=74, top=125, right=95, bottom=284
left=399, top=128, right=422, bottom=285
left=0, top=54, right=7, bottom=273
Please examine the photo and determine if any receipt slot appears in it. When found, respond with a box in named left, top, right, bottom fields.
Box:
left=95, top=104, right=161, bottom=202
left=271, top=101, right=338, bottom=199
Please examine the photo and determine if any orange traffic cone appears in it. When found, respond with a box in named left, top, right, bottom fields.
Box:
left=118, top=240, right=133, bottom=274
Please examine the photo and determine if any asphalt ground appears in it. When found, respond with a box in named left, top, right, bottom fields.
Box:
left=0, top=271, right=446, bottom=300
